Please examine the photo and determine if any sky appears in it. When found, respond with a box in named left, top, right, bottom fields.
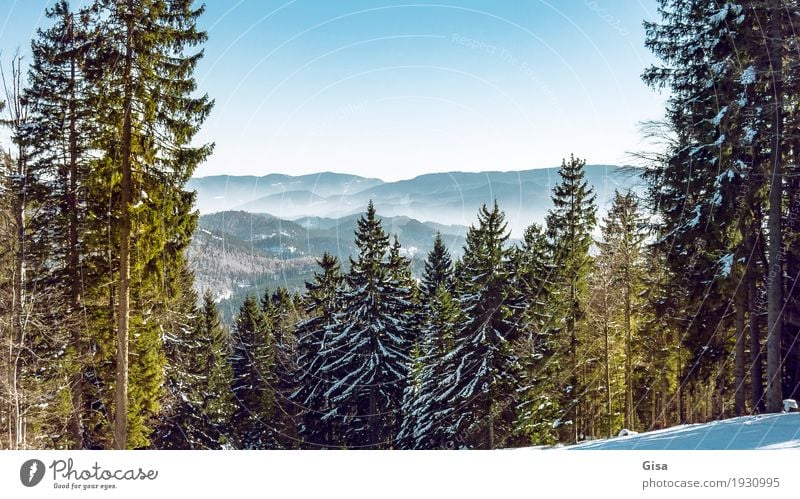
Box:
left=0, top=0, right=665, bottom=181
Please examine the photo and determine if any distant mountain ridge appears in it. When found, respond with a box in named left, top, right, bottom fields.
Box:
left=187, top=165, right=643, bottom=235
left=188, top=210, right=469, bottom=320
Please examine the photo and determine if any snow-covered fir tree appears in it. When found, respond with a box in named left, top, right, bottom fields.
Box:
left=154, top=272, right=233, bottom=449
left=229, top=295, right=278, bottom=449
left=398, top=283, right=462, bottom=449
left=293, top=253, right=344, bottom=448
left=513, top=223, right=562, bottom=445
left=318, top=202, right=413, bottom=448
left=438, top=202, right=523, bottom=449
left=262, top=286, right=300, bottom=448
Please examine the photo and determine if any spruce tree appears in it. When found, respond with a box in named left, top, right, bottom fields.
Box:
left=398, top=283, right=462, bottom=449
left=154, top=284, right=234, bottom=449
left=229, top=295, right=277, bottom=449
left=642, top=0, right=793, bottom=415
left=545, top=155, right=597, bottom=443
left=319, top=202, right=412, bottom=448
left=92, top=0, right=214, bottom=448
left=293, top=253, right=344, bottom=448
left=441, top=202, right=522, bottom=449
left=420, top=232, right=453, bottom=298
left=22, top=0, right=104, bottom=449
left=263, top=286, right=299, bottom=448
left=513, top=223, right=562, bottom=445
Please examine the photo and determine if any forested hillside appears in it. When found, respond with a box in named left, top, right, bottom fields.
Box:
left=0, top=0, right=799, bottom=450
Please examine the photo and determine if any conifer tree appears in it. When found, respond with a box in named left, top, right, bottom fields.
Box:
left=319, top=202, right=412, bottom=448
left=154, top=285, right=234, bottom=449
left=399, top=284, right=462, bottom=449
left=598, top=191, right=647, bottom=429
left=293, top=253, right=344, bottom=447
left=22, top=0, right=102, bottom=449
left=441, top=202, right=522, bottom=449
left=93, top=0, right=214, bottom=448
left=229, top=295, right=276, bottom=449
left=420, top=232, right=453, bottom=298
left=545, top=155, right=597, bottom=443
left=642, top=0, right=799, bottom=415
left=263, top=286, right=299, bottom=448
left=513, top=223, right=562, bottom=445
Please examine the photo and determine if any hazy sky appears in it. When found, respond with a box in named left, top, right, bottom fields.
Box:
left=1, top=0, right=665, bottom=181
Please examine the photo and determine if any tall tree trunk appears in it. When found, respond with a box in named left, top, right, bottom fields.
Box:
left=676, top=334, right=684, bottom=424
left=570, top=287, right=579, bottom=444
left=624, top=281, right=633, bottom=430
left=735, top=274, right=747, bottom=416
left=114, top=2, right=133, bottom=450
left=747, top=231, right=765, bottom=413
left=7, top=60, right=28, bottom=449
left=603, top=318, right=612, bottom=438
left=487, top=399, right=495, bottom=450
left=765, top=0, right=785, bottom=414
left=66, top=14, right=84, bottom=450
left=11, top=174, right=24, bottom=449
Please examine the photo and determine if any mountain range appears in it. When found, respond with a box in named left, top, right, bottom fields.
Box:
left=186, top=166, right=644, bottom=319
left=189, top=210, right=469, bottom=320
left=187, top=166, right=643, bottom=236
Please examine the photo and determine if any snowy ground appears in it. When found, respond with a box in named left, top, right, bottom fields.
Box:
left=568, top=413, right=800, bottom=450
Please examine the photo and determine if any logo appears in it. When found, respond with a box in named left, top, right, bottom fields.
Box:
left=20, top=459, right=45, bottom=487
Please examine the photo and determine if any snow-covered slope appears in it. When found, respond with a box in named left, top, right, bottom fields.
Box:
left=570, top=413, right=800, bottom=450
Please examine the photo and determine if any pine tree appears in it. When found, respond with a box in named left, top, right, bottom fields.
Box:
left=154, top=285, right=234, bottom=449
left=92, top=0, right=214, bottom=448
left=229, top=295, right=277, bottom=449
left=293, top=253, right=344, bottom=448
left=545, top=155, right=597, bottom=442
left=598, top=191, right=647, bottom=429
left=398, top=283, right=462, bottom=449
left=513, top=223, right=562, bottom=445
left=420, top=232, right=453, bottom=298
left=319, top=202, right=412, bottom=448
left=440, top=202, right=522, bottom=449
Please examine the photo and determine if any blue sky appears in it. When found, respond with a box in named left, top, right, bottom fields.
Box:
left=0, top=0, right=664, bottom=181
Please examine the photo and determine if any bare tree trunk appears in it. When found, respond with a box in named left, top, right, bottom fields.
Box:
left=11, top=176, right=24, bottom=449
left=624, top=281, right=633, bottom=430
left=765, top=0, right=785, bottom=414
left=677, top=335, right=684, bottom=424
left=487, top=399, right=495, bottom=450
left=748, top=231, right=765, bottom=413
left=2, top=58, right=29, bottom=449
left=603, top=318, right=612, bottom=437
left=66, top=14, right=84, bottom=450
left=735, top=275, right=747, bottom=416
left=113, top=1, right=134, bottom=450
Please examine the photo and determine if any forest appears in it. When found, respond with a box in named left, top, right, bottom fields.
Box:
left=0, top=0, right=799, bottom=449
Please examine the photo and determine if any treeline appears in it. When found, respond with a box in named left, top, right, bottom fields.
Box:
left=168, top=159, right=667, bottom=449
left=166, top=154, right=717, bottom=450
